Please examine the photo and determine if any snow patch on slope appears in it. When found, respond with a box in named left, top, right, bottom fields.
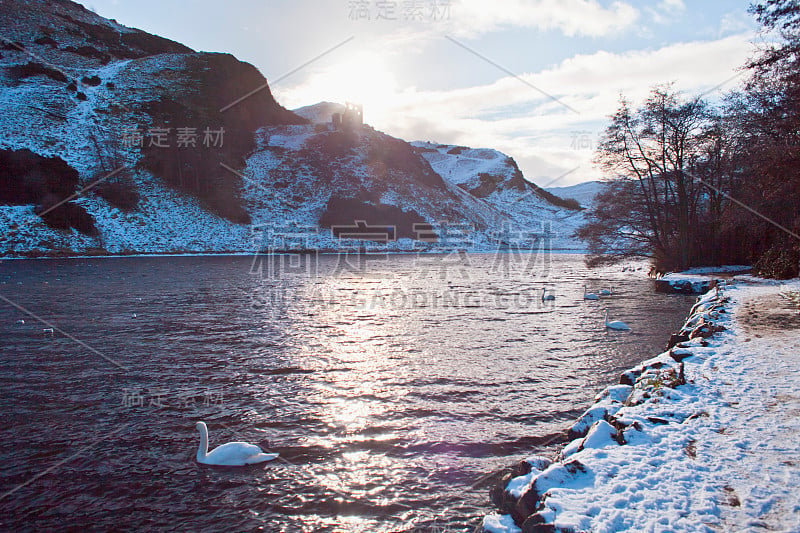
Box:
left=546, top=181, right=606, bottom=209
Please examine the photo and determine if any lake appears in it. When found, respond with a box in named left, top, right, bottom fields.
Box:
left=0, top=253, right=694, bottom=531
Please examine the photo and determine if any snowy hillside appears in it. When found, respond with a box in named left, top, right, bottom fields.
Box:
left=293, top=101, right=346, bottom=124
left=412, top=142, right=587, bottom=251
left=545, top=181, right=606, bottom=209
left=0, top=0, right=588, bottom=257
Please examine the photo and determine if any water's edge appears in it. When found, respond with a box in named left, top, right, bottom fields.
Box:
left=480, top=281, right=722, bottom=531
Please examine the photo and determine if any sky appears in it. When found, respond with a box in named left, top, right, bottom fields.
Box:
left=86, top=0, right=762, bottom=186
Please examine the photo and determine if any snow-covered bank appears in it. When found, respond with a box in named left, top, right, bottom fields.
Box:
left=483, top=275, right=800, bottom=532
left=654, top=266, right=752, bottom=294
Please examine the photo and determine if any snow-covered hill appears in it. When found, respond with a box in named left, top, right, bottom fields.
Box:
left=293, top=101, right=346, bottom=124
left=0, top=0, right=588, bottom=257
left=412, top=142, right=587, bottom=251
left=545, top=181, right=607, bottom=209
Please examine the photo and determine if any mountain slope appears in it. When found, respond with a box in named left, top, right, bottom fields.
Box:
left=545, top=181, right=607, bottom=209
left=0, top=1, right=586, bottom=256
left=411, top=142, right=587, bottom=251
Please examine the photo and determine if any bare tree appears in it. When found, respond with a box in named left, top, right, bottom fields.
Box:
left=580, top=86, right=716, bottom=270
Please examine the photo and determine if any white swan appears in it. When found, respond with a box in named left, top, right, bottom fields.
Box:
left=195, top=421, right=279, bottom=466
left=583, top=286, right=599, bottom=301
left=604, top=310, right=630, bottom=331
left=541, top=288, right=555, bottom=301
left=599, top=288, right=612, bottom=296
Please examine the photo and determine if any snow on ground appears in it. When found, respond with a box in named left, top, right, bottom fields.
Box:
left=412, top=141, right=587, bottom=251
left=545, top=181, right=606, bottom=209
left=485, top=275, right=800, bottom=532
left=0, top=88, right=587, bottom=256
left=410, top=141, right=511, bottom=190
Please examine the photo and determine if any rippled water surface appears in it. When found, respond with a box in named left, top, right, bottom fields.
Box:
left=0, top=254, right=694, bottom=531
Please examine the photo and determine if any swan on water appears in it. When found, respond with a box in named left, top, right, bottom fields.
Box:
left=583, top=286, right=599, bottom=301
left=541, top=288, right=555, bottom=301
left=599, top=288, right=612, bottom=296
left=195, top=421, right=279, bottom=466
left=604, top=310, right=631, bottom=331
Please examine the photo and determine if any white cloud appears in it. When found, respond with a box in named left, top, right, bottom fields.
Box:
left=719, top=11, right=756, bottom=36
left=277, top=33, right=756, bottom=186
left=446, top=0, right=640, bottom=38
left=648, top=0, right=686, bottom=25
left=659, top=0, right=686, bottom=13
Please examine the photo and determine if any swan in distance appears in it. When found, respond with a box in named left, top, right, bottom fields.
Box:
left=604, top=310, right=631, bottom=331
left=195, top=421, right=279, bottom=466
left=542, top=288, right=555, bottom=301
left=583, top=286, right=600, bottom=301
left=599, top=288, right=612, bottom=296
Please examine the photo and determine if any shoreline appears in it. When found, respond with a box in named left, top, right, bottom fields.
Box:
left=482, top=273, right=800, bottom=532
left=0, top=248, right=588, bottom=261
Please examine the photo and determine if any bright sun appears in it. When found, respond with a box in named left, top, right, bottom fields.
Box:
left=286, top=51, right=399, bottom=123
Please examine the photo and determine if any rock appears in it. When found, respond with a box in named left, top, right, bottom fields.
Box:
left=620, top=368, right=641, bottom=386
left=594, top=384, right=633, bottom=403
left=567, top=405, right=610, bottom=440
left=689, top=322, right=725, bottom=339
left=669, top=347, right=694, bottom=362
left=521, top=514, right=556, bottom=533
left=576, top=420, right=624, bottom=452
left=490, top=472, right=515, bottom=509
left=654, top=278, right=716, bottom=294
left=524, top=456, right=552, bottom=473
left=516, top=485, right=543, bottom=521
left=666, top=332, right=690, bottom=350
left=479, top=514, right=522, bottom=533
left=492, top=457, right=555, bottom=518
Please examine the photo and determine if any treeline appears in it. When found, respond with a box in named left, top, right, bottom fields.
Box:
left=579, top=0, right=800, bottom=278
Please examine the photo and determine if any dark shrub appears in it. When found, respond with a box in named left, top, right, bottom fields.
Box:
left=105, top=81, right=115, bottom=90
left=34, top=36, right=57, bottom=47
left=81, top=75, right=101, bottom=86
left=0, top=148, right=79, bottom=204
left=563, top=198, right=582, bottom=210
left=8, top=62, right=68, bottom=83
left=62, top=45, right=110, bottom=63
left=95, top=179, right=140, bottom=211
left=37, top=198, right=97, bottom=235
left=0, top=149, right=96, bottom=234
left=464, top=173, right=504, bottom=198
left=753, top=244, right=799, bottom=279
left=76, top=91, right=87, bottom=101
left=528, top=183, right=584, bottom=211
left=413, top=145, right=437, bottom=153
left=319, top=197, right=432, bottom=241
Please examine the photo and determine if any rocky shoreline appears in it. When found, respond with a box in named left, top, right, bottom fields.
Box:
left=481, top=281, right=730, bottom=532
